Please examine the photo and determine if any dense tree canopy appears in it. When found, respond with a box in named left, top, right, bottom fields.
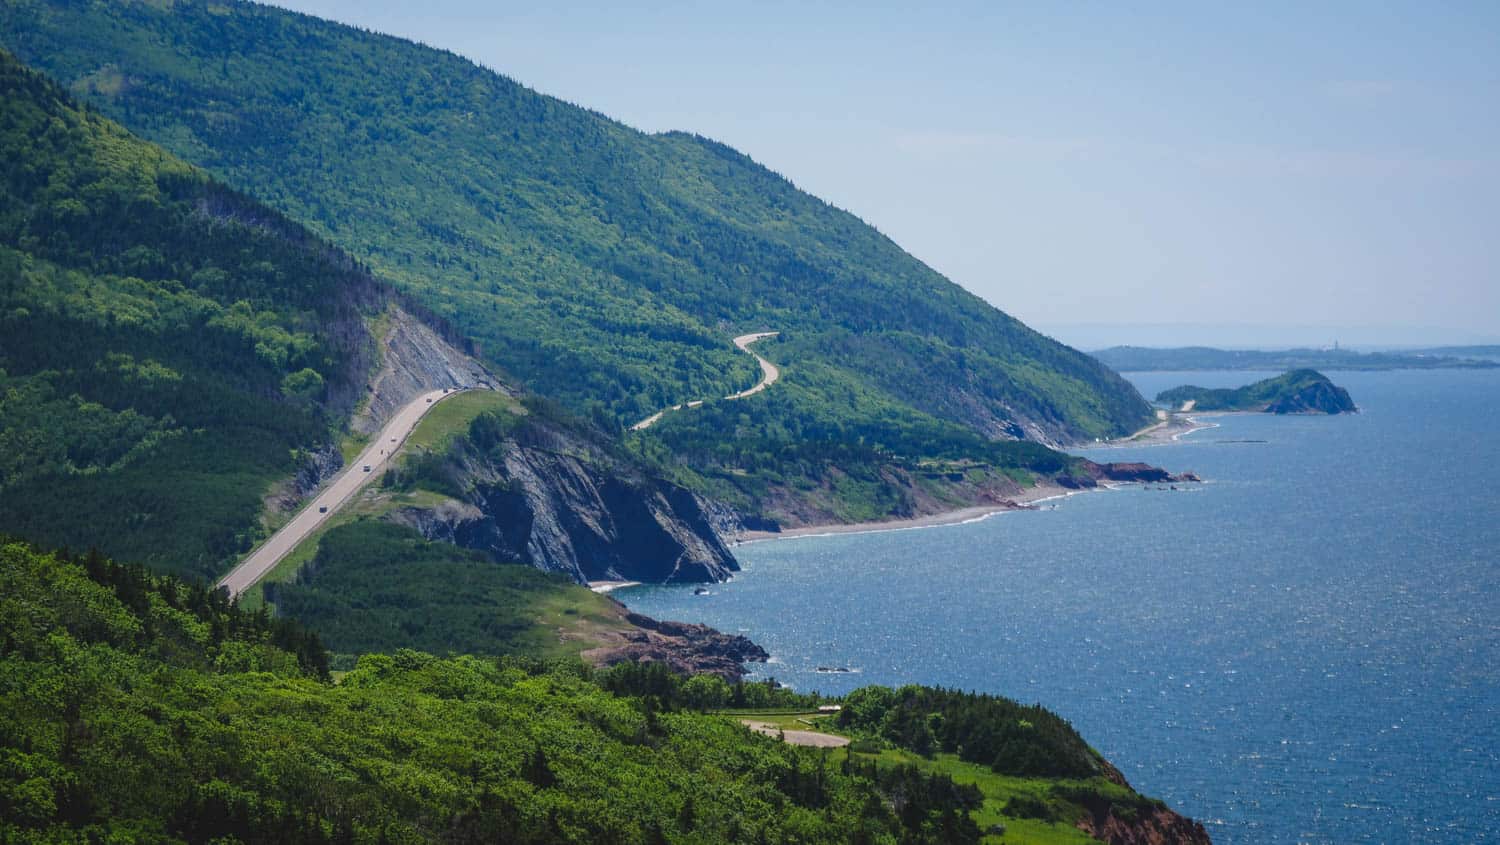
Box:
left=0, top=49, right=387, bottom=578
left=1, top=538, right=1011, bottom=844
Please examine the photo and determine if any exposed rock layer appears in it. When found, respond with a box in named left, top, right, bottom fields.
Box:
left=582, top=611, right=770, bottom=681
left=1076, top=461, right=1201, bottom=487
left=1075, top=798, right=1214, bottom=845
left=353, top=305, right=503, bottom=435
left=343, top=303, right=737, bottom=584
left=392, top=431, right=740, bottom=584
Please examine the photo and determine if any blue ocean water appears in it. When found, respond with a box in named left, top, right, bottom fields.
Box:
left=622, top=369, right=1500, bottom=843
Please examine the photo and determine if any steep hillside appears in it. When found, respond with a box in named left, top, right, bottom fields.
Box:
left=262, top=521, right=766, bottom=677
left=0, top=50, right=744, bottom=587
left=305, top=302, right=742, bottom=586
left=0, top=1, right=1152, bottom=468
left=0, top=49, right=384, bottom=579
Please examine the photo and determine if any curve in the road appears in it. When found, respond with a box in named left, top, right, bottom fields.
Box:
left=217, top=387, right=481, bottom=598
left=631, top=331, right=780, bottom=431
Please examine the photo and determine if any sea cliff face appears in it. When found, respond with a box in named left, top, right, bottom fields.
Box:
left=1077, top=801, right=1214, bottom=845
left=1078, top=461, right=1202, bottom=486
left=392, top=429, right=740, bottom=584
left=583, top=611, right=770, bottom=680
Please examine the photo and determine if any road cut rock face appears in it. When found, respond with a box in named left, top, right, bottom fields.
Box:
left=354, top=305, right=503, bottom=436
left=392, top=417, right=741, bottom=585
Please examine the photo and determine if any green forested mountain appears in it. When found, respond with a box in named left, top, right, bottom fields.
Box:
left=1156, top=369, right=1356, bottom=414
left=0, top=48, right=387, bottom=579
left=0, top=1, right=1152, bottom=475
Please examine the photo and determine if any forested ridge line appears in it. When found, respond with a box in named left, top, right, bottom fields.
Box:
left=0, top=0, right=1157, bottom=529
left=0, top=48, right=387, bottom=579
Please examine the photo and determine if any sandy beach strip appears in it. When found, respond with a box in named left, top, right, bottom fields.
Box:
left=728, top=413, right=1222, bottom=546
left=731, top=482, right=1093, bottom=545
left=1093, top=413, right=1217, bottom=447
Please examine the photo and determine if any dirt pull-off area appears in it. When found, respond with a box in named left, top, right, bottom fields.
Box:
left=740, top=720, right=851, bottom=748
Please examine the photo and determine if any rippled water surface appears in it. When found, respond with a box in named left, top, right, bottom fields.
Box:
left=623, top=370, right=1500, bottom=843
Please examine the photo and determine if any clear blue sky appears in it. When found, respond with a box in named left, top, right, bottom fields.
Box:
left=272, top=1, right=1499, bottom=347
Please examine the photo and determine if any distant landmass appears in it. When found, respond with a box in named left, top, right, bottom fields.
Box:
left=1157, top=370, right=1357, bottom=414
left=1093, top=345, right=1500, bottom=372
left=1409, top=345, right=1500, bottom=361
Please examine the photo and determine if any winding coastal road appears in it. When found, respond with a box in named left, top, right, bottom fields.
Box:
left=217, top=387, right=476, bottom=598
left=631, top=331, right=780, bottom=431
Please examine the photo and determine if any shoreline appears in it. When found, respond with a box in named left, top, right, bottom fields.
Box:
left=588, top=580, right=642, bottom=593
left=1089, top=412, right=1217, bottom=447
left=731, top=481, right=1099, bottom=545
left=728, top=415, right=1216, bottom=546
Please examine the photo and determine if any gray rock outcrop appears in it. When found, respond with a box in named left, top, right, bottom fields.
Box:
left=390, top=429, right=740, bottom=584
left=348, top=304, right=739, bottom=584
left=352, top=305, right=503, bottom=435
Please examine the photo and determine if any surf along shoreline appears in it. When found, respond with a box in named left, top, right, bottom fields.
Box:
left=730, top=481, right=1088, bottom=544
left=730, top=415, right=1212, bottom=546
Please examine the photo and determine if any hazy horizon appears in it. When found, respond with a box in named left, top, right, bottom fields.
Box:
left=1037, top=321, right=1500, bottom=351
left=271, top=1, right=1499, bottom=344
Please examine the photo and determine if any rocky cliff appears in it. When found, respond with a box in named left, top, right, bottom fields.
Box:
left=1061, top=758, right=1214, bottom=845
left=1076, top=800, right=1213, bottom=845
left=582, top=611, right=770, bottom=680
left=332, top=304, right=739, bottom=584
left=390, top=419, right=740, bottom=584
left=1077, top=461, right=1202, bottom=487
left=352, top=305, right=502, bottom=436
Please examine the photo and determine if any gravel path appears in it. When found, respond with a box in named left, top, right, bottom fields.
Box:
left=740, top=720, right=851, bottom=748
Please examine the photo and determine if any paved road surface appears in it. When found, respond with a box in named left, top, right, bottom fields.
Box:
left=631, top=331, right=780, bottom=431
left=725, top=331, right=781, bottom=399
left=217, top=387, right=476, bottom=598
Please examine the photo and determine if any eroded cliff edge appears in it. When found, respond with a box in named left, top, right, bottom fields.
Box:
left=1078, top=759, right=1213, bottom=845
left=390, top=419, right=740, bottom=584
left=336, top=304, right=739, bottom=584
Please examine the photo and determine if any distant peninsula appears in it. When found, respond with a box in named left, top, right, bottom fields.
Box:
left=1093, top=345, right=1499, bottom=372
left=1157, top=370, right=1357, bottom=414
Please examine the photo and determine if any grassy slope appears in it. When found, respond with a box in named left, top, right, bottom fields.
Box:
left=865, top=748, right=1111, bottom=844
left=402, top=389, right=525, bottom=453
left=723, top=708, right=1163, bottom=844
left=265, top=521, right=636, bottom=667
left=242, top=390, right=634, bottom=666
left=0, top=49, right=381, bottom=580
left=0, top=1, right=1152, bottom=464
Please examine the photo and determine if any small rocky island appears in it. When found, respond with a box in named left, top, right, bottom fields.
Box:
left=1157, top=369, right=1356, bottom=414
